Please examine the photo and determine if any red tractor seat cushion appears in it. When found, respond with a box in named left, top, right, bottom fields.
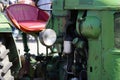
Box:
left=18, top=20, right=46, bottom=32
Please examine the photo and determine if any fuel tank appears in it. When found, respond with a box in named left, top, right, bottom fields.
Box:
left=64, top=0, right=120, bottom=10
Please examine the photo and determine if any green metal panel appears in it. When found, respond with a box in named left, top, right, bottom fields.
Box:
left=0, top=12, right=12, bottom=32
left=100, top=11, right=115, bottom=80
left=64, top=0, right=120, bottom=10
left=103, top=49, right=120, bottom=80
left=101, top=11, right=120, bottom=80
left=52, top=0, right=67, bottom=16
left=79, top=11, right=115, bottom=80
left=87, top=39, right=102, bottom=80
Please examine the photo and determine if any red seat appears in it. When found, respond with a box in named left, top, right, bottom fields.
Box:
left=18, top=20, right=46, bottom=32
left=6, top=4, right=49, bottom=33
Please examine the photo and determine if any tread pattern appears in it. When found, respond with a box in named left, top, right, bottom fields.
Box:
left=0, top=44, right=14, bottom=80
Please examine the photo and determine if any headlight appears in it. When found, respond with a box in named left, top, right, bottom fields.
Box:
left=39, top=29, right=56, bottom=47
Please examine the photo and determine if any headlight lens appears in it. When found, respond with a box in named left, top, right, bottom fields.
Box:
left=39, top=29, right=56, bottom=47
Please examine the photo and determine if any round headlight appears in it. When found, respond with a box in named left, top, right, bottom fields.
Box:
left=39, top=29, right=56, bottom=47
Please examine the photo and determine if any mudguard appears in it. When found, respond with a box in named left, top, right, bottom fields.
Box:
left=0, top=12, right=12, bottom=32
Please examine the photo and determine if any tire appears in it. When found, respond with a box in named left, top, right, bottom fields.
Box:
left=0, top=43, right=14, bottom=80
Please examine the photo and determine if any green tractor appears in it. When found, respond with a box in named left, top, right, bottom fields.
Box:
left=46, top=0, right=120, bottom=80
left=1, top=0, right=120, bottom=80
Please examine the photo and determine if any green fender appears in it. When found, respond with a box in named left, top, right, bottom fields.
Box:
left=0, top=12, right=12, bottom=32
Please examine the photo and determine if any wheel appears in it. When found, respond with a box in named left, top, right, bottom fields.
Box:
left=0, top=43, right=14, bottom=80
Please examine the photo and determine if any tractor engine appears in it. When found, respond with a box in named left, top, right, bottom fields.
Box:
left=45, top=0, right=120, bottom=80
left=62, top=10, right=88, bottom=80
